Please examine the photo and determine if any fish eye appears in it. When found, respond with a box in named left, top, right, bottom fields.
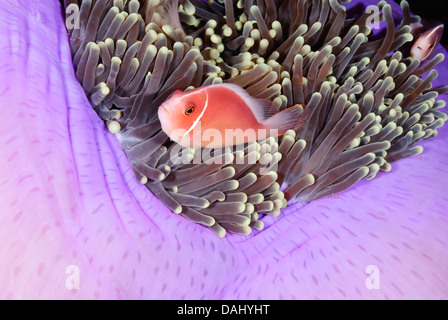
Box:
left=184, top=105, right=195, bottom=115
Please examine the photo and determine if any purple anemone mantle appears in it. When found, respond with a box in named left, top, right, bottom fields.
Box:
left=0, top=0, right=447, bottom=299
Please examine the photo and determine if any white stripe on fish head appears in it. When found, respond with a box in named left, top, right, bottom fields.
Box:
left=183, top=89, right=209, bottom=137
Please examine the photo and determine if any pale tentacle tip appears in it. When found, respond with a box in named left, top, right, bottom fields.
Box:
left=107, top=120, right=121, bottom=133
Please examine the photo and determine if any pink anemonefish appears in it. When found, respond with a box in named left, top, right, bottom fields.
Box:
left=158, top=83, right=307, bottom=148
left=411, top=24, right=444, bottom=61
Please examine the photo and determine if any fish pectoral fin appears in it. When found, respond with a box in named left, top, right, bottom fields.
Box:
left=262, top=104, right=308, bottom=135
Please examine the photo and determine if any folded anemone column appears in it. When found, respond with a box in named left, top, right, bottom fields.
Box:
left=0, top=0, right=447, bottom=299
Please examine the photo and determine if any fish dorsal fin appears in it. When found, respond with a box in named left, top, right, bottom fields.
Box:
left=219, top=83, right=279, bottom=123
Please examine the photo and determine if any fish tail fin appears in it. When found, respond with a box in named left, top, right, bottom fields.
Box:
left=262, top=104, right=309, bottom=136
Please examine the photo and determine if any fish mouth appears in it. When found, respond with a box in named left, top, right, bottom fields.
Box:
left=159, top=104, right=174, bottom=119
left=159, top=104, right=168, bottom=114
left=158, top=104, right=173, bottom=133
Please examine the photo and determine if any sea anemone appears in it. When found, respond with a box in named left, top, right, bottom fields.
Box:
left=0, top=0, right=447, bottom=299
left=64, top=0, right=447, bottom=237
